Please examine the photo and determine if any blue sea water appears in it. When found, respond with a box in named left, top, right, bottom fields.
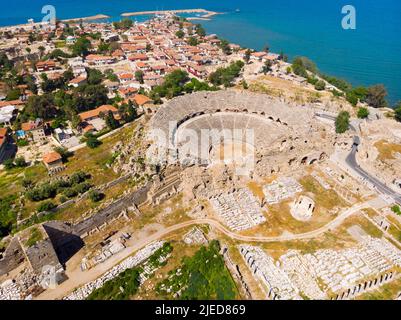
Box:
left=1, top=0, right=400, bottom=104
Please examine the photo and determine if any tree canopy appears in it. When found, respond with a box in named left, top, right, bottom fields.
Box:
left=335, top=111, right=350, bottom=134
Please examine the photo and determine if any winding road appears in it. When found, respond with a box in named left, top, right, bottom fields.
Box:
left=37, top=200, right=370, bottom=300
left=315, top=112, right=401, bottom=205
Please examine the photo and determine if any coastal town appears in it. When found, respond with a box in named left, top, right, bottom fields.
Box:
left=1, top=10, right=401, bottom=301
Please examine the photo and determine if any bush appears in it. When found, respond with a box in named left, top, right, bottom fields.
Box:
left=335, top=111, right=350, bottom=134
left=346, top=91, right=359, bottom=106
left=15, top=156, right=27, bottom=168
left=394, top=103, right=401, bottom=122
left=366, top=84, right=388, bottom=108
left=74, top=182, right=91, bottom=194
left=22, top=178, right=33, bottom=188
left=63, top=188, right=78, bottom=198
left=88, top=190, right=104, bottom=203
left=357, top=107, right=369, bottom=119
left=26, top=183, right=58, bottom=201
left=391, top=205, right=401, bottom=215
left=37, top=201, right=56, bottom=212
left=86, top=136, right=101, bottom=149
left=209, top=60, right=244, bottom=87
left=3, top=159, right=14, bottom=170
left=314, top=80, right=326, bottom=91
left=16, top=139, right=29, bottom=147
left=70, top=171, right=89, bottom=185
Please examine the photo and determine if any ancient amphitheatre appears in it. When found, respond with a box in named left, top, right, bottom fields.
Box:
left=148, top=90, right=333, bottom=176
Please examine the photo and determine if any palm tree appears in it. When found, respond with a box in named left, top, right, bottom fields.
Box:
left=38, top=46, right=46, bottom=59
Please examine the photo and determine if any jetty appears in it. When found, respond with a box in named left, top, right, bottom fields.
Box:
left=62, top=14, right=110, bottom=23
left=121, top=8, right=219, bottom=19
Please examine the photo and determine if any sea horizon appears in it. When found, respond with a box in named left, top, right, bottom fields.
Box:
left=1, top=0, right=400, bottom=105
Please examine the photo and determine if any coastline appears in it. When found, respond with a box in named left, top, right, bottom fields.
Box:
left=121, top=8, right=220, bottom=19
left=0, top=14, right=110, bottom=31
left=61, top=14, right=110, bottom=23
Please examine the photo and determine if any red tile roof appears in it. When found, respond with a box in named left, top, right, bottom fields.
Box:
left=43, top=151, right=62, bottom=164
left=79, top=105, right=118, bottom=121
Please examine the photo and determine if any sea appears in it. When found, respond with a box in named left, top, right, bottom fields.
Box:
left=1, top=0, right=400, bottom=104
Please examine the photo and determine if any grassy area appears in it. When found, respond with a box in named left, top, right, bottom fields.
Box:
left=156, top=240, right=239, bottom=300
left=87, top=266, right=142, bottom=300
left=87, top=242, right=173, bottom=300
left=0, top=122, right=139, bottom=237
left=56, top=178, right=136, bottom=222
left=0, top=164, right=47, bottom=198
left=374, top=140, right=401, bottom=162
left=59, top=124, right=137, bottom=186
left=300, top=175, right=347, bottom=210
left=241, top=176, right=348, bottom=237
left=25, top=227, right=43, bottom=247
left=54, top=41, right=66, bottom=48
left=357, top=277, right=401, bottom=300
left=133, top=238, right=203, bottom=300
left=247, top=75, right=337, bottom=106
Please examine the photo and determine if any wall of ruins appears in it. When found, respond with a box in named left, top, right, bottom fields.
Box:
left=0, top=238, right=25, bottom=276
left=331, top=271, right=396, bottom=300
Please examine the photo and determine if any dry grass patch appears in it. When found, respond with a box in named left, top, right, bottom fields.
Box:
left=374, top=140, right=401, bottom=162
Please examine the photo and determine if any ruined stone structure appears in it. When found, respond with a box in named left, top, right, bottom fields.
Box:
left=0, top=238, right=25, bottom=276
left=148, top=90, right=334, bottom=178
left=290, top=195, right=315, bottom=221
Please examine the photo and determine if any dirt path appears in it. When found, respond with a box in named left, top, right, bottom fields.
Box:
left=36, top=200, right=371, bottom=300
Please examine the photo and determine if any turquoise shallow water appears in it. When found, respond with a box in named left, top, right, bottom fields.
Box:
left=1, top=0, right=400, bottom=104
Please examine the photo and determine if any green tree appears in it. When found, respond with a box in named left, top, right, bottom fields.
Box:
left=6, top=88, right=21, bottom=101
left=24, top=94, right=57, bottom=120
left=14, top=156, right=27, bottom=168
left=187, top=37, right=198, bottom=46
left=71, top=37, right=91, bottom=57
left=37, top=201, right=56, bottom=212
left=88, top=190, right=104, bottom=203
left=314, top=80, right=326, bottom=91
left=97, top=41, right=110, bottom=54
left=87, top=68, right=103, bottom=85
left=394, top=102, right=401, bottom=122
left=3, top=159, right=14, bottom=170
left=335, top=111, right=350, bottom=134
left=262, top=60, right=273, bottom=74
left=392, top=205, right=401, bottom=215
left=175, top=30, right=185, bottom=39
left=346, top=91, right=359, bottom=106
left=366, top=84, right=388, bottom=108
left=219, top=39, right=231, bottom=55
left=293, top=56, right=318, bottom=74
left=113, top=19, right=133, bottom=30
left=86, top=136, right=101, bottom=149
left=105, top=110, right=120, bottom=130
left=135, top=70, right=144, bottom=84
left=38, top=46, right=46, bottom=58
left=243, top=49, right=251, bottom=64
left=357, top=107, right=369, bottom=119
left=196, top=24, right=206, bottom=37
left=209, top=60, right=244, bottom=87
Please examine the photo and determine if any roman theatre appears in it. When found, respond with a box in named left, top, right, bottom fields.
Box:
left=147, top=90, right=334, bottom=177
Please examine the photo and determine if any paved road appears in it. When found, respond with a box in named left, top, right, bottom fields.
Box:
left=315, top=112, right=401, bottom=205
left=346, top=143, right=401, bottom=204
left=37, top=201, right=369, bottom=300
